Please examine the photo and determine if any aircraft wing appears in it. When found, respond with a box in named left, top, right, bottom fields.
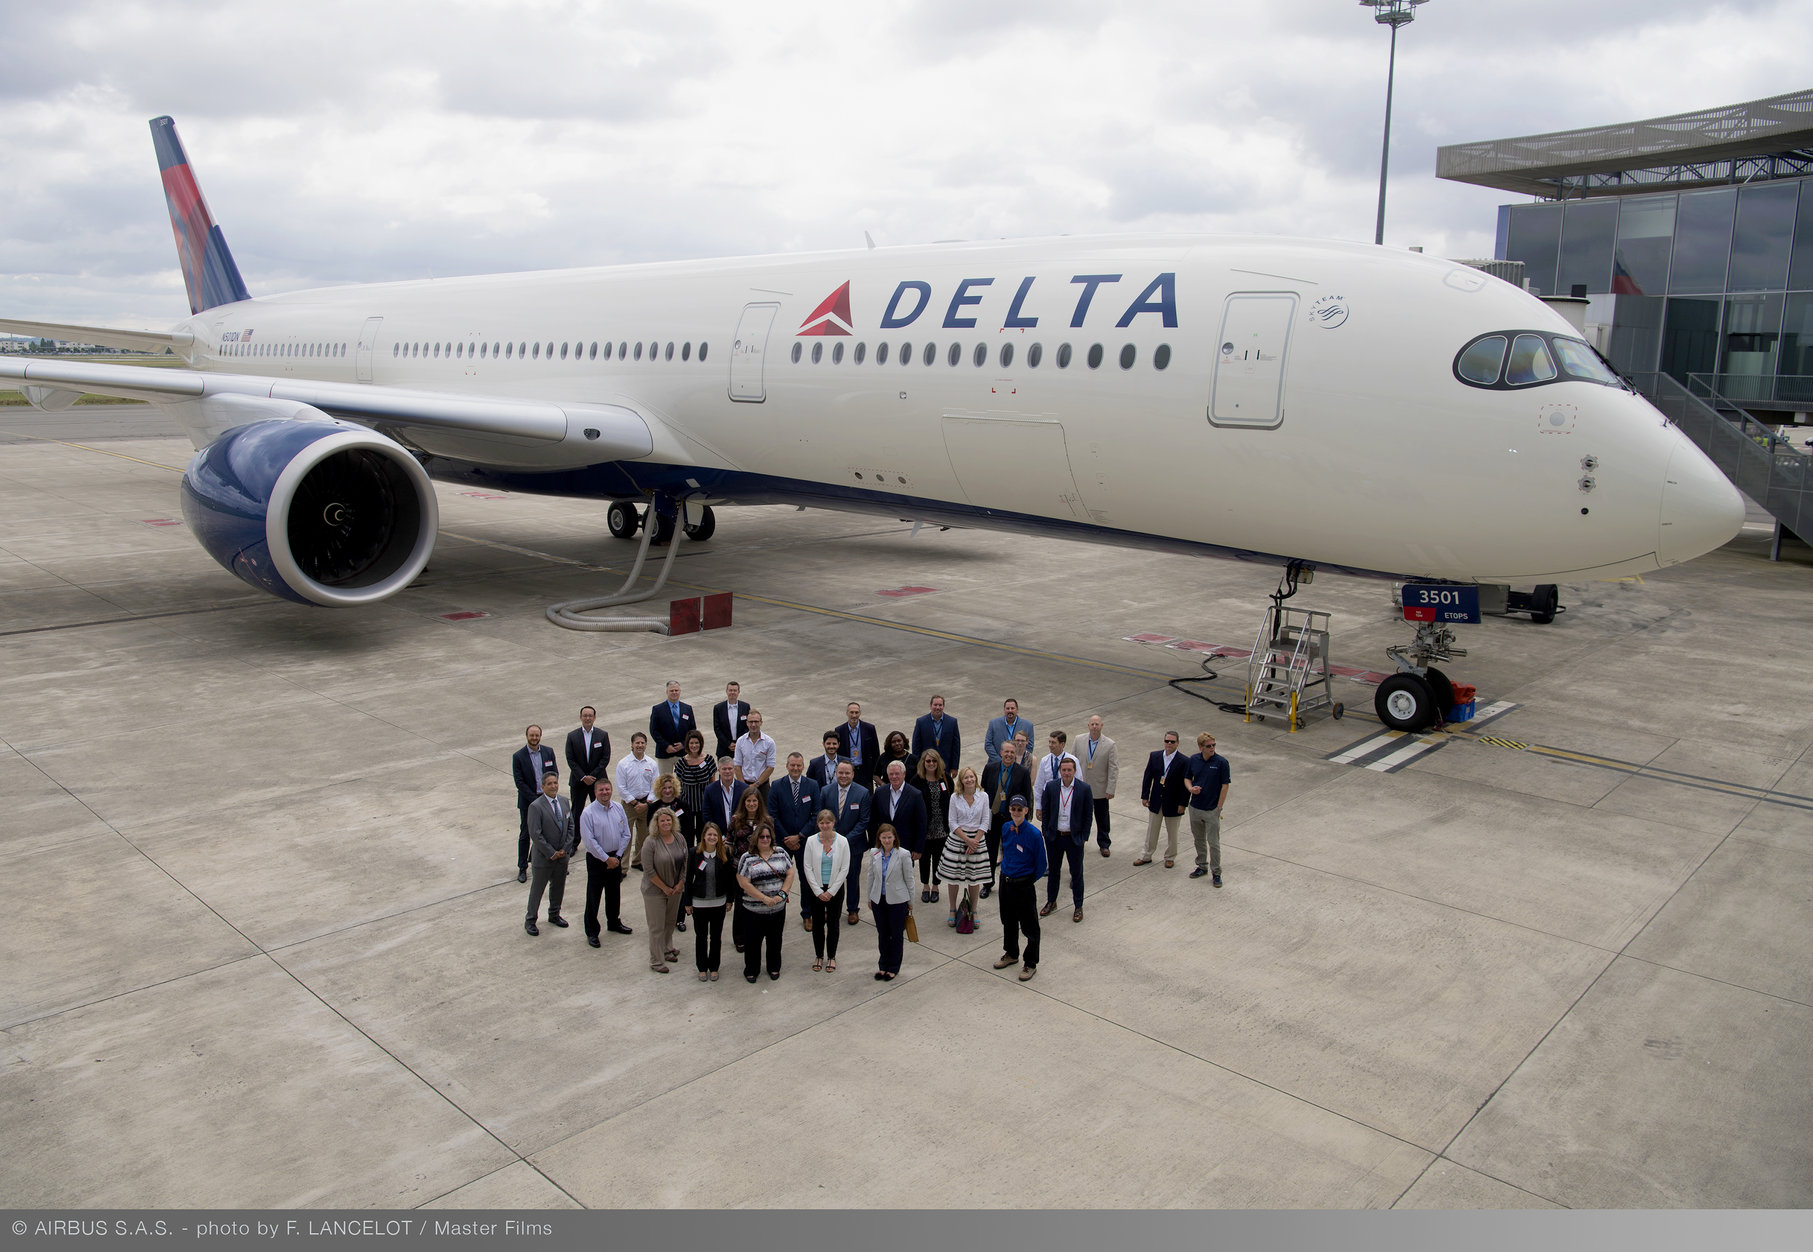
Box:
left=0, top=317, right=193, bottom=356
left=0, top=354, right=653, bottom=456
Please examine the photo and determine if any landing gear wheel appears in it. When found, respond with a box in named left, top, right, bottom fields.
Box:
left=683, top=505, right=716, bottom=542
left=650, top=510, right=677, bottom=545
left=1376, top=674, right=1436, bottom=732
left=1423, top=667, right=1456, bottom=719
left=606, top=501, right=641, bottom=539
left=1530, top=584, right=1559, bottom=625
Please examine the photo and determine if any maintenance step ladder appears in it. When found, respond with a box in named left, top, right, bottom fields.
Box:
left=1245, top=607, right=1340, bottom=732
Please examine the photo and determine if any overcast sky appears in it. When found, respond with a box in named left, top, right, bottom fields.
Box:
left=2, top=0, right=1808, bottom=328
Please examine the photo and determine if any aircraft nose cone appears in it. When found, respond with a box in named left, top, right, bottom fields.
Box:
left=1658, top=441, right=1744, bottom=566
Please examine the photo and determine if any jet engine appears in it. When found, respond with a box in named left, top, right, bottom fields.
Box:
left=180, top=413, right=438, bottom=605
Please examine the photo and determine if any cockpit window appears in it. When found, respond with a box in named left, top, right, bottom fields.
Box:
left=1552, top=337, right=1620, bottom=386
left=1454, top=329, right=1623, bottom=391
left=1506, top=334, right=1557, bottom=386
left=1457, top=336, right=1507, bottom=385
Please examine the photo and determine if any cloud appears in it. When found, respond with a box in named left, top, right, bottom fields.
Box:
left=2, top=0, right=1810, bottom=324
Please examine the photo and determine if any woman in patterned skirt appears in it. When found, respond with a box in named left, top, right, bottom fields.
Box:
left=672, top=730, right=715, bottom=847
left=942, top=766, right=992, bottom=925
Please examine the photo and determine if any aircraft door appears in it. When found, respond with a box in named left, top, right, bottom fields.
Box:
left=355, top=317, right=383, bottom=383
left=1208, top=293, right=1296, bottom=428
left=729, top=303, right=780, bottom=402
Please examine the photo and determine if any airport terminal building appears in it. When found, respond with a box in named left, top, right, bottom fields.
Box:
left=1438, top=88, right=1813, bottom=415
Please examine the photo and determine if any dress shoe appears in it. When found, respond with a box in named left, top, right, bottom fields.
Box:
left=1163, top=859, right=1174, bottom=869
left=1132, top=856, right=1151, bottom=866
left=587, top=934, right=601, bottom=947
left=1190, top=866, right=1209, bottom=879
left=846, top=912, right=860, bottom=926
left=993, top=955, right=1018, bottom=969
left=979, top=882, right=992, bottom=899
left=524, top=920, right=540, bottom=936
left=1099, top=846, right=1110, bottom=858
left=548, top=915, right=569, bottom=928
left=1018, top=964, right=1036, bottom=981
left=676, top=919, right=687, bottom=932
left=1038, top=901, right=1057, bottom=917
left=607, top=921, right=633, bottom=934
left=1072, top=908, right=1083, bottom=923
left=745, top=973, right=757, bottom=983
left=517, top=869, right=527, bottom=883
left=1212, top=871, right=1222, bottom=888
left=650, top=962, right=669, bottom=973
left=874, top=971, right=887, bottom=981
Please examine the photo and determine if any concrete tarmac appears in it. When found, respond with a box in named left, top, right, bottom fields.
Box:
left=1, top=421, right=1809, bottom=1209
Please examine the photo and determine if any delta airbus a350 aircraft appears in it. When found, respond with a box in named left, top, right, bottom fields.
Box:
left=2, top=118, right=1744, bottom=725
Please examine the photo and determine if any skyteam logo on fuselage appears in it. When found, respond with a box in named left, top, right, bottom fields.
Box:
left=799, top=273, right=1179, bottom=336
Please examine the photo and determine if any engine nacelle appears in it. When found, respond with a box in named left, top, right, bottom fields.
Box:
left=180, top=414, right=438, bottom=606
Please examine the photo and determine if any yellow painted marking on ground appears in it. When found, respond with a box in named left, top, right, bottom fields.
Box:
left=5, top=432, right=185, bottom=472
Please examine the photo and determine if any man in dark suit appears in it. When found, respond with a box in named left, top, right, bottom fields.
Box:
left=524, top=771, right=575, bottom=935
left=807, top=732, right=849, bottom=789
left=827, top=760, right=871, bottom=924
left=711, top=681, right=750, bottom=761
left=1039, top=758, right=1095, bottom=923
left=703, top=757, right=749, bottom=844
left=868, top=760, right=928, bottom=924
left=1137, top=731, right=1192, bottom=868
left=978, top=740, right=1031, bottom=899
left=648, top=680, right=696, bottom=773
left=769, top=752, right=821, bottom=927
left=565, top=706, right=611, bottom=829
left=833, top=701, right=881, bottom=790
left=910, top=693, right=960, bottom=776
left=511, top=725, right=558, bottom=883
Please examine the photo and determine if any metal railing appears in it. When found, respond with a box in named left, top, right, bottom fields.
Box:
left=1678, top=372, right=1813, bottom=408
left=1631, top=371, right=1810, bottom=543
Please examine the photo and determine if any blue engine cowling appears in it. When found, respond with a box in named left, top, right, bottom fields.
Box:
left=180, top=417, right=438, bottom=606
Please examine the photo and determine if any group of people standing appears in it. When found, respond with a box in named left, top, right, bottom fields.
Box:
left=509, top=685, right=1231, bottom=985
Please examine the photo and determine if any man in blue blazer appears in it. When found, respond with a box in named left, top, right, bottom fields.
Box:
left=1138, top=731, right=1192, bottom=867
left=702, top=757, right=748, bottom=844
left=832, top=701, right=881, bottom=790
left=769, top=753, right=821, bottom=924
left=648, top=680, right=696, bottom=771
left=982, top=698, right=1033, bottom=768
left=807, top=732, right=849, bottom=789
left=826, top=760, right=871, bottom=925
left=511, top=725, right=557, bottom=883
left=1039, top=758, right=1095, bottom=922
left=910, top=693, right=961, bottom=775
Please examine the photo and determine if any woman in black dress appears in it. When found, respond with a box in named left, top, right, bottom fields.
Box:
left=911, top=749, right=952, bottom=903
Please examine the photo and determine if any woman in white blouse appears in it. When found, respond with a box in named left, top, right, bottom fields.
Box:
left=800, top=809, right=851, bottom=972
left=942, top=766, right=992, bottom=926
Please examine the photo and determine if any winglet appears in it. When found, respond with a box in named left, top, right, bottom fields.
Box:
left=150, top=116, right=251, bottom=314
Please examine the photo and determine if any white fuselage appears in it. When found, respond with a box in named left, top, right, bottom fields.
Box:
left=169, top=234, right=1741, bottom=583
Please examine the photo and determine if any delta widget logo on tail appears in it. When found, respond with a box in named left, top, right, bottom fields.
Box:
left=797, top=281, right=854, bottom=336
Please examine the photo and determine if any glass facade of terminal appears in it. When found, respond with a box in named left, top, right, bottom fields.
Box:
left=1496, top=177, right=1813, bottom=406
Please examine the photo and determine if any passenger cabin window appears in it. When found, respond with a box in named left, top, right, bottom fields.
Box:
left=922, top=342, right=936, bottom=366
left=1057, top=343, right=1072, bottom=368
left=1154, top=344, right=1171, bottom=370
left=1028, top=343, right=1042, bottom=368
left=699, top=343, right=708, bottom=361
left=831, top=342, right=843, bottom=364
left=875, top=342, right=889, bottom=365
left=1000, top=343, right=1014, bottom=368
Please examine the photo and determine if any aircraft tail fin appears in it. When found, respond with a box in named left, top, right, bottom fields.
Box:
left=150, top=116, right=251, bottom=314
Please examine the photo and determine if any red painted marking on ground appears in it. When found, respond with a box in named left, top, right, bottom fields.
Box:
left=140, top=518, right=183, bottom=527
left=877, top=586, right=937, bottom=597
left=437, top=610, right=489, bottom=621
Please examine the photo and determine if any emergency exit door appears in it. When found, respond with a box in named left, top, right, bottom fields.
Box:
left=1208, top=293, right=1296, bottom=428
left=355, top=316, right=382, bottom=383
left=729, top=303, right=779, bottom=402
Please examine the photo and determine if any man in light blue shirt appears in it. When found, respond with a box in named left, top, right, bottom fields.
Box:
left=983, top=698, right=1033, bottom=767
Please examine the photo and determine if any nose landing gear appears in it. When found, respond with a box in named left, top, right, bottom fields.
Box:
left=1377, top=620, right=1466, bottom=732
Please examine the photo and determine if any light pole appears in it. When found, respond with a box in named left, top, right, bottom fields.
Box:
left=1361, top=0, right=1429, bottom=246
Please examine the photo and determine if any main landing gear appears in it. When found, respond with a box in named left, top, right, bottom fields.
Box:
left=1375, top=621, right=1466, bottom=732
left=607, top=500, right=716, bottom=543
